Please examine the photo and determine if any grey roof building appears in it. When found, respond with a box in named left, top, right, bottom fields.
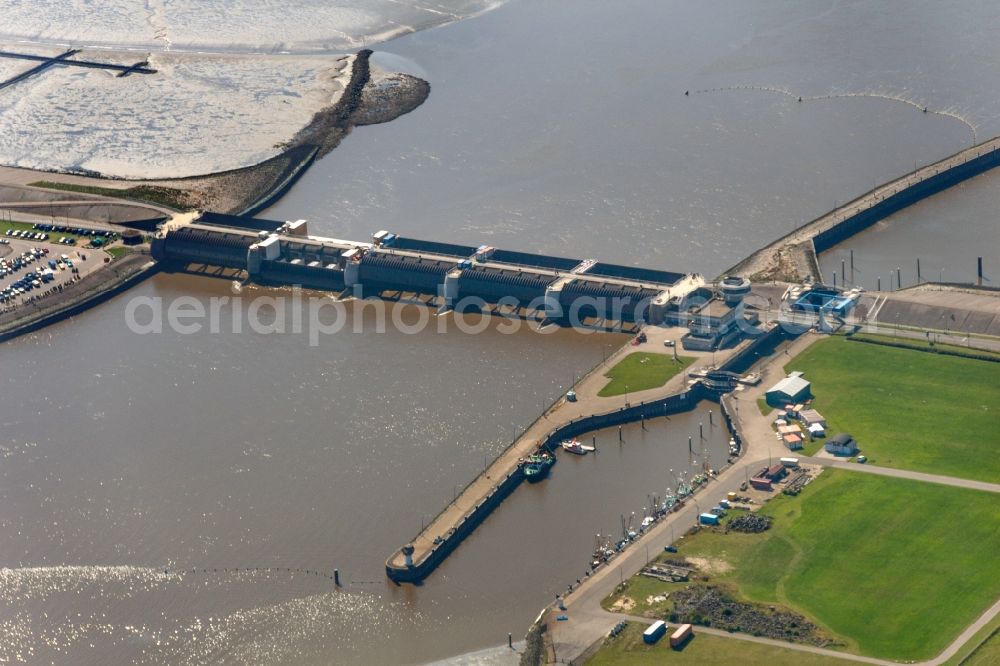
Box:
left=765, top=371, right=812, bottom=407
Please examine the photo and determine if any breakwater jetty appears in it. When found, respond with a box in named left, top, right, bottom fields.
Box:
left=385, top=384, right=710, bottom=583
left=729, top=136, right=1000, bottom=282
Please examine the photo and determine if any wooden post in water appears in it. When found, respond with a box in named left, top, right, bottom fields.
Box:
left=979, top=257, right=984, bottom=286
left=917, top=257, right=922, bottom=283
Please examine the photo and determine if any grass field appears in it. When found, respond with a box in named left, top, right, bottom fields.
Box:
left=851, top=333, right=1000, bottom=361
left=961, top=627, right=1000, bottom=666
left=598, top=352, right=694, bottom=397
left=785, top=336, right=1000, bottom=481
left=851, top=332, right=1000, bottom=362
left=588, top=623, right=849, bottom=666
left=29, top=181, right=192, bottom=211
left=605, top=469, right=1000, bottom=661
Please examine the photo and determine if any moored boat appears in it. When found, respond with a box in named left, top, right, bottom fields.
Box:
left=521, top=451, right=555, bottom=481
left=561, top=439, right=595, bottom=455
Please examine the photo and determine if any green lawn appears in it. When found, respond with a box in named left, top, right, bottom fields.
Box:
left=29, top=180, right=193, bottom=211
left=851, top=332, right=1000, bottom=362
left=605, top=470, right=1000, bottom=661
left=588, top=623, right=849, bottom=666
left=962, top=627, right=1000, bottom=666
left=598, top=352, right=695, bottom=397
left=786, top=336, right=1000, bottom=481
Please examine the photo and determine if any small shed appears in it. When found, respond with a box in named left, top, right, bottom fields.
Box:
left=783, top=433, right=803, bottom=450
left=767, top=372, right=812, bottom=407
left=808, top=422, right=826, bottom=438
left=800, top=409, right=826, bottom=427
left=825, top=432, right=858, bottom=456
left=778, top=424, right=803, bottom=436
left=750, top=476, right=772, bottom=491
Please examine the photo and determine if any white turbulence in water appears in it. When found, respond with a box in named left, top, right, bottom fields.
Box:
left=0, top=48, right=355, bottom=179
left=0, top=0, right=507, bottom=53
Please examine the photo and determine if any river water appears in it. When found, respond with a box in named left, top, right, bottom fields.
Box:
left=4, top=1, right=1000, bottom=664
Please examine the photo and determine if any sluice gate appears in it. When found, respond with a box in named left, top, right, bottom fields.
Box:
left=152, top=219, right=704, bottom=327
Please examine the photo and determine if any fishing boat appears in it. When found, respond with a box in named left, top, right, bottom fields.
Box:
left=561, top=439, right=595, bottom=455
left=677, top=482, right=693, bottom=498
left=521, top=452, right=555, bottom=481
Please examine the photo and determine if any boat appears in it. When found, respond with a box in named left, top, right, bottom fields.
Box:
left=677, top=482, right=692, bottom=498
left=521, top=452, right=555, bottom=481
left=561, top=439, right=595, bottom=455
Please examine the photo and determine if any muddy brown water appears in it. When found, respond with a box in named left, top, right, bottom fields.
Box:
left=5, top=0, right=1000, bottom=662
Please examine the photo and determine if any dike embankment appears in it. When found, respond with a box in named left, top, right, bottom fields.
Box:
left=728, top=137, right=1000, bottom=282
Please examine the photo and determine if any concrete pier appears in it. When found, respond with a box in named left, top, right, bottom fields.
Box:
left=383, top=326, right=787, bottom=583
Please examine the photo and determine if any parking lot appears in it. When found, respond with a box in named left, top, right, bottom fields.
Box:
left=0, top=231, right=111, bottom=312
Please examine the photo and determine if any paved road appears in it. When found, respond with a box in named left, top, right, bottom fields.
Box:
left=802, top=456, right=1000, bottom=494
left=548, top=332, right=1000, bottom=665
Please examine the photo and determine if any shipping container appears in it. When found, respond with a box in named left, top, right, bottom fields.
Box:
left=699, top=513, right=720, bottom=525
left=643, top=620, right=667, bottom=644
left=670, top=623, right=693, bottom=648
left=780, top=457, right=800, bottom=467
